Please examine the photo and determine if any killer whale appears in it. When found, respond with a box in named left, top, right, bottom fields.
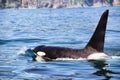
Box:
left=32, top=10, right=110, bottom=61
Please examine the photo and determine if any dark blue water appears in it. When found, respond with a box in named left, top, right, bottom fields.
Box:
left=0, top=7, right=120, bottom=80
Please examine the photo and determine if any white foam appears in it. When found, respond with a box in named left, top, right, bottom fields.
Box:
left=55, top=55, right=120, bottom=61
left=17, top=47, right=28, bottom=55
left=55, top=57, right=86, bottom=61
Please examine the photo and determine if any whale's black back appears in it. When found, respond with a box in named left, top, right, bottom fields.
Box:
left=33, top=10, right=109, bottom=59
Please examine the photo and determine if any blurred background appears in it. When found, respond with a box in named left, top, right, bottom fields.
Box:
left=0, top=0, right=120, bottom=9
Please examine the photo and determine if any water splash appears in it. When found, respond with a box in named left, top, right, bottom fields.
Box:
left=17, top=46, right=28, bottom=55
left=111, top=56, right=120, bottom=59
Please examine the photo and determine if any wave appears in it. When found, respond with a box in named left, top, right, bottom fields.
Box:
left=107, top=30, right=120, bottom=33
left=0, top=38, right=47, bottom=45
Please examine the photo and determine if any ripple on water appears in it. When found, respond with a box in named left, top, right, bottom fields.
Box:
left=0, top=7, right=120, bottom=80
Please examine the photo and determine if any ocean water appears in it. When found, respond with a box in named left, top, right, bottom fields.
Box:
left=0, top=6, right=120, bottom=80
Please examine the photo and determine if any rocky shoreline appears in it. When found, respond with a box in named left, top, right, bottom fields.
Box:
left=0, top=0, right=120, bottom=9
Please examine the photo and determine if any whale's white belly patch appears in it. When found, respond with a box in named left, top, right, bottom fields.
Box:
left=87, top=53, right=111, bottom=60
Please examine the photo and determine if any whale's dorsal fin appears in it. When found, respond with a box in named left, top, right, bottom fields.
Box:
left=85, top=10, right=109, bottom=52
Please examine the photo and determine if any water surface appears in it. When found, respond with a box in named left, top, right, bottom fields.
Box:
left=0, top=7, right=120, bottom=80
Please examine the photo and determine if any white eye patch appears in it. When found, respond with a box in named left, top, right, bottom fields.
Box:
left=35, top=51, right=46, bottom=62
left=37, top=51, right=46, bottom=56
